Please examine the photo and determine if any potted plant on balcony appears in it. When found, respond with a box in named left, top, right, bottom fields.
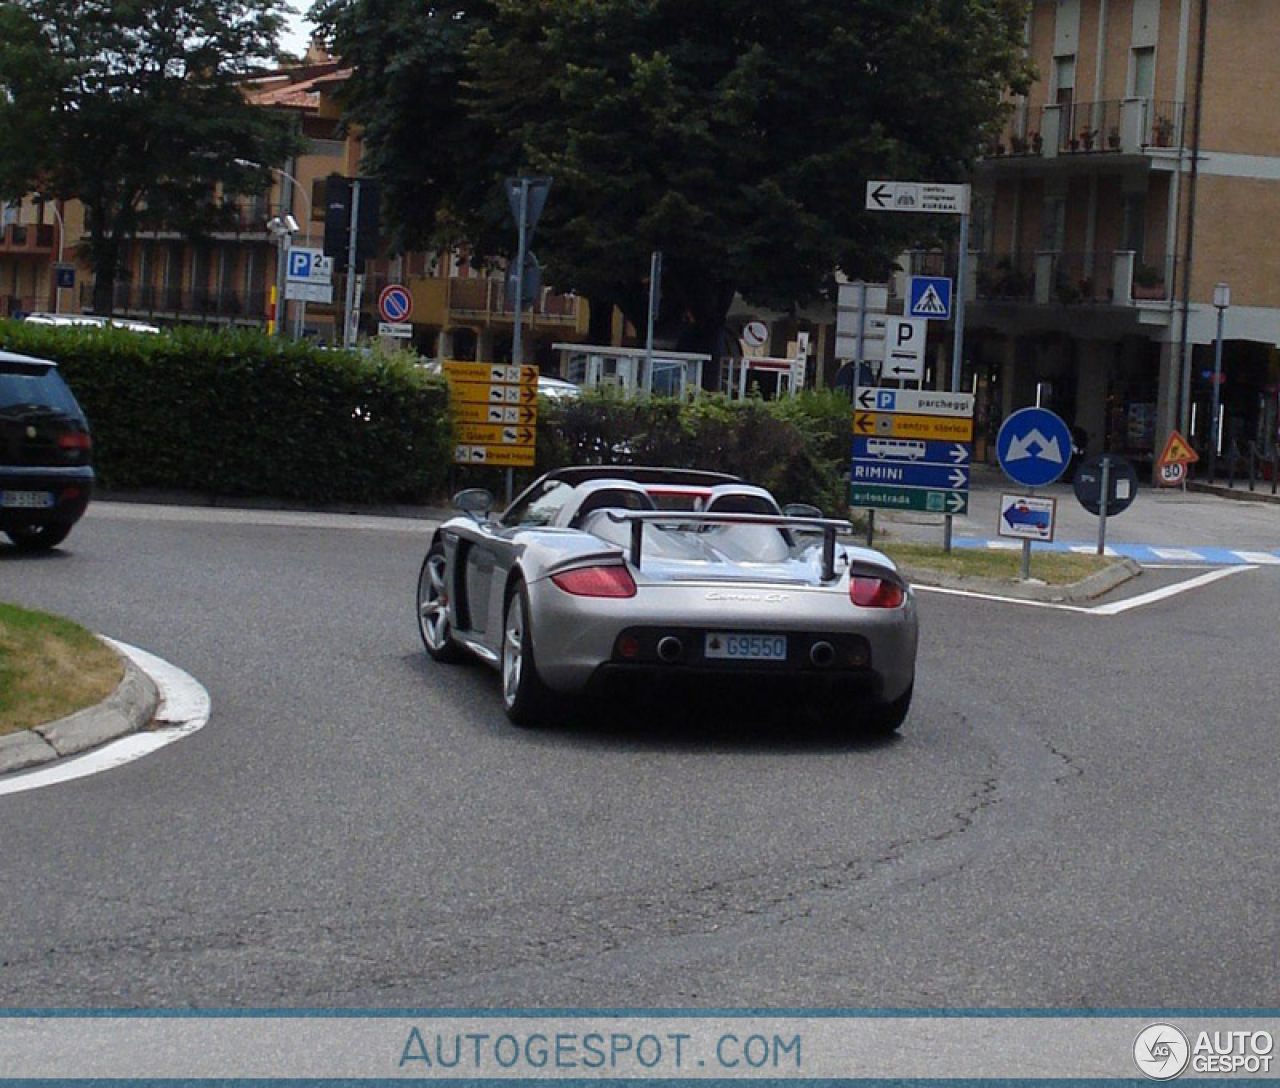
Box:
left=1010, top=134, right=1028, bottom=154
left=1107, top=126, right=1121, bottom=150
left=1132, top=263, right=1164, bottom=300
left=1079, top=127, right=1098, bottom=151
left=1152, top=115, right=1175, bottom=147
left=1031, top=131, right=1043, bottom=154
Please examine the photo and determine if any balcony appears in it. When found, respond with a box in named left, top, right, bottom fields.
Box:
left=982, top=98, right=1184, bottom=166
left=0, top=222, right=56, bottom=254
left=132, top=198, right=274, bottom=239
left=108, top=282, right=270, bottom=324
left=361, top=272, right=586, bottom=329
left=964, top=249, right=1177, bottom=333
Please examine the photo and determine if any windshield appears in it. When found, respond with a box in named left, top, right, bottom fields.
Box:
left=0, top=361, right=86, bottom=420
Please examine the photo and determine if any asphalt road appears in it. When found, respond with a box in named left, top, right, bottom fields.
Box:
left=0, top=498, right=1277, bottom=1008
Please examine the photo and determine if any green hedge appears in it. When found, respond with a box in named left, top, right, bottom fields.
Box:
left=0, top=322, right=455, bottom=505
left=2, top=320, right=854, bottom=512
left=462, top=388, right=853, bottom=513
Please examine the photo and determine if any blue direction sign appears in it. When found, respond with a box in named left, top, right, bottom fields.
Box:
left=907, top=276, right=953, bottom=320
left=852, top=437, right=970, bottom=466
left=850, top=460, right=969, bottom=490
left=996, top=406, right=1073, bottom=487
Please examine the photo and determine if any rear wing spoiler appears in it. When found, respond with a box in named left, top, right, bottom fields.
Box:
left=604, top=510, right=853, bottom=581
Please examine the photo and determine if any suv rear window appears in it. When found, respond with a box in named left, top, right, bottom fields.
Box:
left=0, top=360, right=86, bottom=421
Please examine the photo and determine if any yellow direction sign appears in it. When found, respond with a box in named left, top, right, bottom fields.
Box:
left=442, top=361, right=538, bottom=387
left=457, top=422, right=537, bottom=446
left=449, top=380, right=539, bottom=406
left=454, top=443, right=536, bottom=467
left=452, top=401, right=539, bottom=426
left=852, top=411, right=974, bottom=442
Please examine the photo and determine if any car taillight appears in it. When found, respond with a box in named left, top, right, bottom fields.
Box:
left=56, top=432, right=92, bottom=452
left=551, top=565, right=637, bottom=598
left=850, top=575, right=905, bottom=609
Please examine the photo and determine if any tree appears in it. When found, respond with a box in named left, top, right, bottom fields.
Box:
left=0, top=0, right=302, bottom=315
left=315, top=0, right=1031, bottom=351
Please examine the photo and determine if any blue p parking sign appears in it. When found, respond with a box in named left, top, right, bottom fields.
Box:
left=288, top=250, right=313, bottom=279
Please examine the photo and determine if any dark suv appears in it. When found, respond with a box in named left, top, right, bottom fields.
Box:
left=0, top=349, right=94, bottom=551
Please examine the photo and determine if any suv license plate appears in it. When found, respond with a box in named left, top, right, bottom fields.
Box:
left=0, top=490, right=55, bottom=509
left=705, top=633, right=787, bottom=661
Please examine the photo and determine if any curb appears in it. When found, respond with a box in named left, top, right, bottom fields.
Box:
left=1187, top=481, right=1280, bottom=505
left=901, top=556, right=1143, bottom=603
left=0, top=642, right=159, bottom=776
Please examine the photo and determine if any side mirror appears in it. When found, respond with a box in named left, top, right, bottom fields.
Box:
left=453, top=488, right=494, bottom=521
left=783, top=502, right=823, bottom=519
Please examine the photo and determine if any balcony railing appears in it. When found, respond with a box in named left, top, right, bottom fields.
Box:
left=133, top=198, right=274, bottom=237
left=986, top=98, right=1184, bottom=160
left=354, top=273, right=582, bottom=324
left=108, top=282, right=270, bottom=321
left=972, top=249, right=1176, bottom=306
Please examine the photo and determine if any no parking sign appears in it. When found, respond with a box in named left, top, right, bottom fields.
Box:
left=378, top=284, right=413, bottom=324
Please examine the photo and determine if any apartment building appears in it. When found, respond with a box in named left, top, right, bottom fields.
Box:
left=954, top=0, right=1280, bottom=470
left=2, top=47, right=588, bottom=362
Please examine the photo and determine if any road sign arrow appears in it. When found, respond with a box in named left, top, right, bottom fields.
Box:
left=521, top=406, right=536, bottom=424
left=950, top=443, right=970, bottom=464
left=854, top=413, right=876, bottom=435
left=868, top=183, right=893, bottom=209
left=1008, top=429, right=1064, bottom=463
left=947, top=492, right=966, bottom=513
left=856, top=388, right=876, bottom=410
left=949, top=468, right=967, bottom=488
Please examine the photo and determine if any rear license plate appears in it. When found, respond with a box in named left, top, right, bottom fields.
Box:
left=705, top=632, right=788, bottom=661
left=0, top=490, right=55, bottom=509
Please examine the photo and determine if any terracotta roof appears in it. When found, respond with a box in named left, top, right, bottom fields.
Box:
left=244, top=62, right=351, bottom=112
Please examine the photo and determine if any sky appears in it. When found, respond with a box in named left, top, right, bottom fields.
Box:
left=280, top=12, right=317, bottom=56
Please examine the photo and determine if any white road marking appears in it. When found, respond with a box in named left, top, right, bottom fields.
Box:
left=1151, top=547, right=1205, bottom=561
left=915, top=565, right=1257, bottom=615
left=0, top=640, right=210, bottom=798
left=1232, top=550, right=1280, bottom=564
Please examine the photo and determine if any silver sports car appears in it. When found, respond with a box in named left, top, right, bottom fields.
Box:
left=415, top=466, right=918, bottom=732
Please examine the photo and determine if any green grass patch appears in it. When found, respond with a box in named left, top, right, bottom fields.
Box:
left=0, top=602, right=122, bottom=735
left=875, top=540, right=1119, bottom=585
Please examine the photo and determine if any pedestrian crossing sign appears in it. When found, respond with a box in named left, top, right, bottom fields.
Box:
left=908, top=276, right=953, bottom=320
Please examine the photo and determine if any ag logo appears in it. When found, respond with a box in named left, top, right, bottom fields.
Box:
left=1135, top=1024, right=1190, bottom=1080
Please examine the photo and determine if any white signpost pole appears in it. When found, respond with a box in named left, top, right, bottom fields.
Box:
left=865, top=180, right=973, bottom=551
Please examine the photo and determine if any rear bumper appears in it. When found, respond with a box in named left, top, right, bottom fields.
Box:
left=0, top=467, right=94, bottom=530
left=525, top=576, right=917, bottom=702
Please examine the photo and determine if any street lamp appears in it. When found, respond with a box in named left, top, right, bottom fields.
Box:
left=267, top=213, right=299, bottom=338
left=33, top=195, right=65, bottom=314
left=1210, top=281, right=1230, bottom=480
left=236, top=160, right=314, bottom=337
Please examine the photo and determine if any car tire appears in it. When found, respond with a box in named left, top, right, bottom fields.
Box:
left=416, top=543, right=464, bottom=663
left=863, top=682, right=913, bottom=736
left=501, top=581, right=556, bottom=728
left=5, top=522, right=73, bottom=552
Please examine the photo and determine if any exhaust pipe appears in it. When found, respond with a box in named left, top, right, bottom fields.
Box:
left=657, top=636, right=684, bottom=663
left=809, top=640, right=835, bottom=668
